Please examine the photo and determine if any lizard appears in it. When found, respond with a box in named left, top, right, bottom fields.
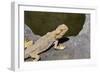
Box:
left=24, top=24, right=68, bottom=61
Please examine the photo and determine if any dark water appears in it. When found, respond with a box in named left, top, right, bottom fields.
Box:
left=24, top=11, right=85, bottom=37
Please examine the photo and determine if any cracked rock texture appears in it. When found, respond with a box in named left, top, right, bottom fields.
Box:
left=24, top=14, right=90, bottom=61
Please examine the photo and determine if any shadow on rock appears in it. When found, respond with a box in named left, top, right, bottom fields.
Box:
left=58, top=37, right=69, bottom=44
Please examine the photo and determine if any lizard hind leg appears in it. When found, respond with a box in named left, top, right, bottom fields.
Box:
left=30, top=53, right=40, bottom=61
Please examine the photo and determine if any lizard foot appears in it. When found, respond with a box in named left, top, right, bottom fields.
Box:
left=54, top=44, right=65, bottom=50
left=30, top=53, right=40, bottom=61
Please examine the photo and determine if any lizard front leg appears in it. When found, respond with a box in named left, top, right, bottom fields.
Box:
left=54, top=40, right=59, bottom=48
left=30, top=53, right=40, bottom=61
left=54, top=40, right=65, bottom=50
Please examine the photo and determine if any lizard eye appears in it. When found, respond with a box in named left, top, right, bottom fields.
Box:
left=60, top=29, right=64, bottom=31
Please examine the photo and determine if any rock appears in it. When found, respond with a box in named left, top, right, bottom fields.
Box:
left=63, top=14, right=90, bottom=59
left=79, top=14, right=90, bottom=37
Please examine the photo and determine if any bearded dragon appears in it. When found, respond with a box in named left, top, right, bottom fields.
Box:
left=24, top=24, right=68, bottom=61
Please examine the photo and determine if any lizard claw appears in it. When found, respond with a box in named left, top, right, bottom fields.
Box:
left=54, top=44, right=65, bottom=50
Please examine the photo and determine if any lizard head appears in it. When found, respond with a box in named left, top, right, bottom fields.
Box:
left=54, top=24, right=68, bottom=39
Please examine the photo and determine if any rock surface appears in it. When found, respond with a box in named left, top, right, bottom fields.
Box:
left=66, top=14, right=90, bottom=59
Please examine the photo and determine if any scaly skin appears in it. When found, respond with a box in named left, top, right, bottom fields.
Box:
left=24, top=24, right=68, bottom=61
